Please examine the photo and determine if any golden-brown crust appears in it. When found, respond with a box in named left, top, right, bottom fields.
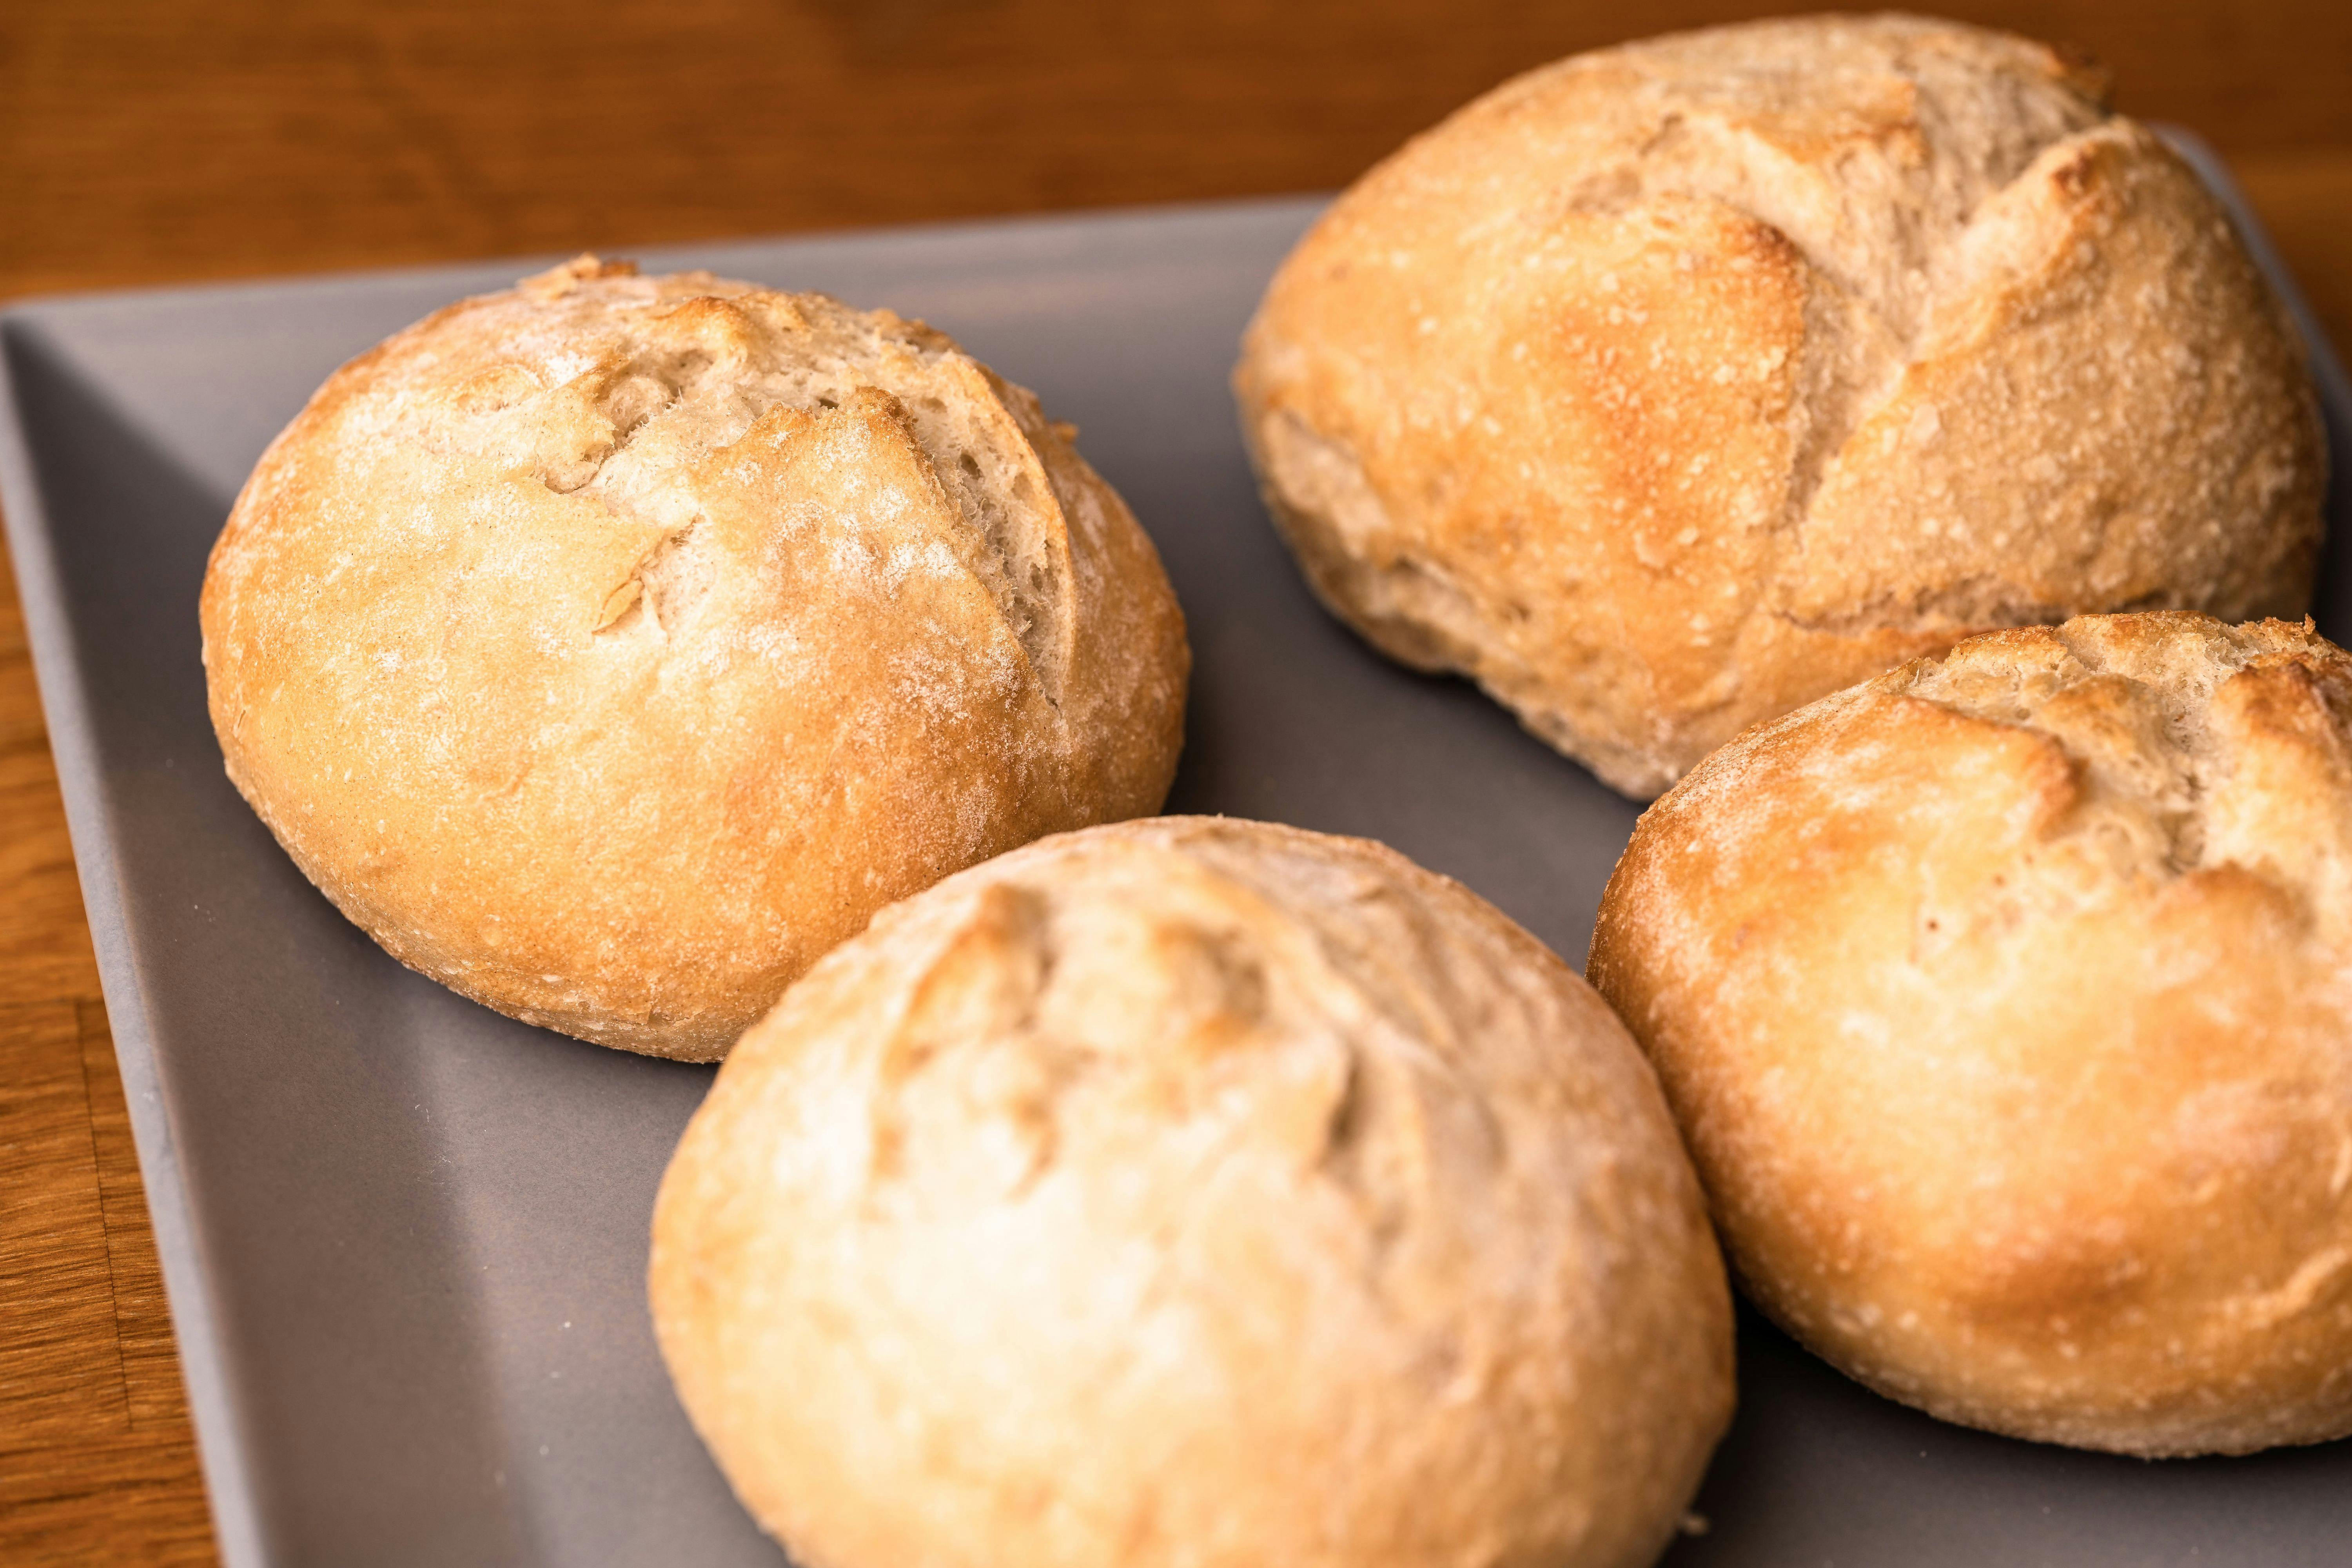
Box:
left=653, top=817, right=1734, bottom=1568
left=1590, top=612, right=2352, bottom=1455
left=1236, top=16, right=2325, bottom=799
left=201, top=258, right=1189, bottom=1060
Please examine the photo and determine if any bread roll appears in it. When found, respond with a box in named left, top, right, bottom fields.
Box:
left=1236, top=15, right=2325, bottom=800
left=652, top=817, right=1733, bottom=1568
left=1590, top=612, right=2352, bottom=1456
left=201, top=257, right=1187, bottom=1060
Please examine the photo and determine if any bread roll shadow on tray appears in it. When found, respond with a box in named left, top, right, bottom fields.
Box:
left=192, top=9, right=2343, bottom=1568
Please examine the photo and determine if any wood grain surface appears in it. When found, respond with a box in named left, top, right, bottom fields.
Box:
left=2, top=2, right=2348, bottom=1561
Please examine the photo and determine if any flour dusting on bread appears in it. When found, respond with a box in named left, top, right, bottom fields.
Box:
left=201, top=261, right=1189, bottom=1059
left=1237, top=15, right=2325, bottom=799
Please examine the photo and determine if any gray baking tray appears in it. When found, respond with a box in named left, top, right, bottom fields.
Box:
left=2, top=131, right=2347, bottom=1567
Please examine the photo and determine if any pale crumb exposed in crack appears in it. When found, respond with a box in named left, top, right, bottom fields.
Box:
left=1425, top=15, right=2113, bottom=540
left=336, top=255, right=1074, bottom=704
left=1887, top=613, right=2346, bottom=898
left=1554, top=24, right=2102, bottom=339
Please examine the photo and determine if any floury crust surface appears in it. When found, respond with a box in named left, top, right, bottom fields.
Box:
left=201, top=257, right=1188, bottom=1060
left=653, top=817, right=1734, bottom=1568
left=1592, top=612, right=2352, bottom=1456
left=1236, top=14, right=2325, bottom=799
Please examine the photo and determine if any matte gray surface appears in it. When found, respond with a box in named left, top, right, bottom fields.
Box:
left=1, top=134, right=2347, bottom=1567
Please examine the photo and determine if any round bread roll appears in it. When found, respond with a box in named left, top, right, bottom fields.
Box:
left=201, top=256, right=1187, bottom=1060
left=1590, top=612, right=2352, bottom=1456
left=1235, top=15, right=2325, bottom=800
left=652, top=817, right=1733, bottom=1568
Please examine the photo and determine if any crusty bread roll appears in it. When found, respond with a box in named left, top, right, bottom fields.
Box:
left=1236, top=15, right=2325, bottom=800
left=1590, top=612, right=2352, bottom=1456
left=201, top=256, right=1187, bottom=1061
left=652, top=817, right=1733, bottom=1568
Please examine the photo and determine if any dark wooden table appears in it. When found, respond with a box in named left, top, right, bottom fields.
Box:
left=4, top=2, right=2348, bottom=1560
